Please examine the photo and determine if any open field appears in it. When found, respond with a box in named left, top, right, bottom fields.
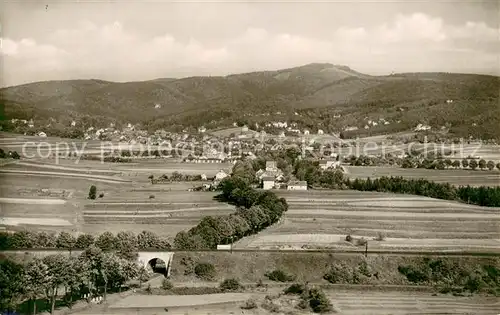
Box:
left=233, top=190, right=500, bottom=252
left=72, top=289, right=500, bottom=315
left=345, top=165, right=500, bottom=186
left=0, top=158, right=229, bottom=238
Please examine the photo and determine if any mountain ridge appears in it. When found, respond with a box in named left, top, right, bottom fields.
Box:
left=1, top=63, right=499, bottom=139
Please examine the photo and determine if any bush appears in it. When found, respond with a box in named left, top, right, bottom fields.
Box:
left=356, top=237, right=367, bottom=246
left=261, top=300, right=280, bottom=313
left=284, top=283, right=306, bottom=295
left=345, top=235, right=353, bottom=242
left=306, top=287, right=333, bottom=313
left=88, top=185, right=97, bottom=200
left=240, top=298, right=257, bottom=310
left=265, top=269, right=295, bottom=282
left=98, top=193, right=104, bottom=198
left=194, top=262, right=216, bottom=280
left=149, top=194, right=155, bottom=199
left=220, top=278, right=241, bottom=292
left=374, top=232, right=385, bottom=241
left=162, top=279, right=173, bottom=290
left=323, top=264, right=353, bottom=284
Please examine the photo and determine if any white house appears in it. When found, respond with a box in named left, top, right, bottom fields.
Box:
left=201, top=174, right=208, bottom=181
left=317, top=129, right=324, bottom=135
left=262, top=176, right=275, bottom=190
left=198, top=126, right=206, bottom=133
left=414, top=123, right=431, bottom=131
left=287, top=181, right=307, bottom=190
left=319, top=159, right=340, bottom=170
left=215, top=170, right=229, bottom=181
left=303, top=130, right=310, bottom=135
left=242, top=125, right=249, bottom=132
left=37, top=131, right=47, bottom=138
left=70, top=121, right=76, bottom=127
left=155, top=103, right=161, bottom=109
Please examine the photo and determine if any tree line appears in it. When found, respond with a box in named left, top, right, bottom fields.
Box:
left=0, top=148, right=21, bottom=159
left=173, top=165, right=288, bottom=250
left=0, top=245, right=152, bottom=314
left=0, top=230, right=171, bottom=253
left=344, top=176, right=500, bottom=207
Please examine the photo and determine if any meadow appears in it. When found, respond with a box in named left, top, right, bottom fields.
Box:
left=345, top=166, right=500, bottom=187
left=233, top=190, right=500, bottom=252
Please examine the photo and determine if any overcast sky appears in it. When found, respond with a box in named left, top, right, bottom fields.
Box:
left=1, top=0, right=499, bottom=86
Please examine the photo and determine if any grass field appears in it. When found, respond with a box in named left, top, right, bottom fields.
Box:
left=72, top=289, right=500, bottom=315
left=233, top=190, right=500, bottom=252
left=345, top=166, right=500, bottom=186
left=0, top=157, right=229, bottom=239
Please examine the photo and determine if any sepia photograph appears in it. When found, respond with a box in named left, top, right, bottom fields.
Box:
left=0, top=0, right=499, bottom=314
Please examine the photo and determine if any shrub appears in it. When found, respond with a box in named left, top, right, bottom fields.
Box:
left=284, top=283, right=306, bottom=295
left=306, top=287, right=333, bottom=313
left=323, top=264, right=352, bottom=284
left=265, top=269, right=295, bottom=282
left=356, top=237, right=367, bottom=246
left=88, top=185, right=97, bottom=200
left=98, top=193, right=104, bottom=198
left=374, top=232, right=385, bottom=241
left=261, top=300, right=280, bottom=313
left=220, top=278, right=241, bottom=292
left=162, top=279, right=173, bottom=290
left=345, top=235, right=353, bottom=242
left=240, top=298, right=257, bottom=310
left=149, top=195, right=155, bottom=199
left=194, top=262, right=216, bottom=280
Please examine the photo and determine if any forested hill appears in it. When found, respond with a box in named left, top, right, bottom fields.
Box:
left=1, top=63, right=499, bottom=139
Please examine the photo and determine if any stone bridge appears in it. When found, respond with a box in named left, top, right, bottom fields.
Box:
left=4, top=250, right=175, bottom=277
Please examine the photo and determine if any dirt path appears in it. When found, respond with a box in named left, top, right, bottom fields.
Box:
left=0, top=169, right=130, bottom=183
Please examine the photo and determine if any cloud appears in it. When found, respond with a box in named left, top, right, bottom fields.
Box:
left=1, top=13, right=498, bottom=86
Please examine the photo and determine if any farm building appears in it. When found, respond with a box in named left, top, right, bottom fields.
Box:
left=287, top=181, right=308, bottom=190
left=215, top=170, right=229, bottom=181
left=319, top=158, right=340, bottom=170
left=262, top=176, right=275, bottom=190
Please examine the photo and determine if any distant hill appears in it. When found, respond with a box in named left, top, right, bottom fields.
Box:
left=1, top=63, right=499, bottom=139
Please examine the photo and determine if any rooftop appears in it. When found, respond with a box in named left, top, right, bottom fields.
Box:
left=288, top=181, right=307, bottom=186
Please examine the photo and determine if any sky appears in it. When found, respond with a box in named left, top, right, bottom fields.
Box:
left=1, top=0, right=499, bottom=87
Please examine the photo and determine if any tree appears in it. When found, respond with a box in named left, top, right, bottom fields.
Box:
left=137, top=265, right=152, bottom=287
left=497, top=162, right=500, bottom=171
left=478, top=159, right=487, bottom=170
left=88, top=185, right=97, bottom=200
left=452, top=160, right=461, bottom=169
left=461, top=159, right=469, bottom=169
left=95, top=232, right=117, bottom=251
left=469, top=159, right=478, bottom=170
left=65, top=256, right=90, bottom=308
left=56, top=232, right=76, bottom=252
left=36, top=231, right=57, bottom=248
left=43, top=254, right=72, bottom=314
left=148, top=175, right=154, bottom=184
left=8, top=230, right=37, bottom=249
left=0, top=259, right=24, bottom=312
left=137, top=230, right=161, bottom=249
left=115, top=231, right=138, bottom=260
left=79, top=245, right=104, bottom=300
left=23, top=258, right=50, bottom=315
left=75, top=234, right=95, bottom=249
left=444, top=159, right=452, bottom=168
left=486, top=160, right=495, bottom=171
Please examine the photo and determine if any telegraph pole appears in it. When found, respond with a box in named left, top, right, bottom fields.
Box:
left=365, top=241, right=368, bottom=257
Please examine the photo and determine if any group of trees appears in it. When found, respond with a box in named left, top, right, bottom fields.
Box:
left=347, top=154, right=500, bottom=172
left=402, top=157, right=500, bottom=171
left=149, top=172, right=206, bottom=184
left=398, top=258, right=500, bottom=294
left=344, top=176, right=500, bottom=207
left=0, top=230, right=171, bottom=253
left=173, top=169, right=288, bottom=250
left=1, top=245, right=150, bottom=314
left=0, top=148, right=21, bottom=159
